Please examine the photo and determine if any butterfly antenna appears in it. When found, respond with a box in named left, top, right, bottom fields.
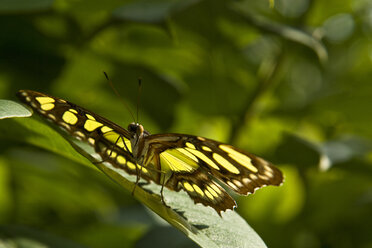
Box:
left=103, top=72, right=136, bottom=122
left=136, top=77, right=142, bottom=123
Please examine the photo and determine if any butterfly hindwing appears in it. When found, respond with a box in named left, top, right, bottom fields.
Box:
left=168, top=170, right=237, bottom=214
left=145, top=134, right=283, bottom=212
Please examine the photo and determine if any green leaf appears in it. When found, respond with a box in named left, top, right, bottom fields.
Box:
left=0, top=101, right=91, bottom=168
left=274, top=132, right=372, bottom=171
left=0, top=100, right=267, bottom=248
left=0, top=100, right=32, bottom=119
left=319, top=136, right=372, bottom=170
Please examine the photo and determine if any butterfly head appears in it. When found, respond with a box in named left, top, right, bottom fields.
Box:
left=128, top=122, right=150, bottom=138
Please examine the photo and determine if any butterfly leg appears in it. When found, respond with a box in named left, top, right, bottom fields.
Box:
left=121, top=135, right=133, bottom=157
left=92, top=135, right=122, bottom=164
left=160, top=180, right=166, bottom=204
left=159, top=172, right=171, bottom=208
left=131, top=163, right=143, bottom=196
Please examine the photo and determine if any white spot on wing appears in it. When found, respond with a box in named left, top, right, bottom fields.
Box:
left=233, top=179, right=243, bottom=188
left=242, top=177, right=251, bottom=185
left=259, top=174, right=270, bottom=181
left=58, top=121, right=71, bottom=131
left=264, top=170, right=274, bottom=177
left=48, top=114, right=56, bottom=121
left=227, top=181, right=239, bottom=190
left=250, top=174, right=258, bottom=180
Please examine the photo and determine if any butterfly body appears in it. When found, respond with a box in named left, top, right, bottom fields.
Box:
left=17, top=89, right=283, bottom=215
left=127, top=122, right=150, bottom=164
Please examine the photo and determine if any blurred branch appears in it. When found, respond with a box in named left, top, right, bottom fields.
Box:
left=231, top=5, right=328, bottom=65
left=228, top=51, right=284, bottom=144
left=228, top=4, right=328, bottom=144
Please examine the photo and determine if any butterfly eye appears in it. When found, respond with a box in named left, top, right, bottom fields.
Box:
left=128, top=123, right=137, bottom=133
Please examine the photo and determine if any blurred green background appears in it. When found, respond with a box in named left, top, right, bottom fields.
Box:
left=0, top=0, right=372, bottom=247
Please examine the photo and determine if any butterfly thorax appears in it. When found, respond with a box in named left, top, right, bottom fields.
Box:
left=128, top=122, right=150, bottom=163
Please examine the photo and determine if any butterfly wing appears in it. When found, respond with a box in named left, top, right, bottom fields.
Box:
left=144, top=133, right=283, bottom=214
left=16, top=90, right=156, bottom=181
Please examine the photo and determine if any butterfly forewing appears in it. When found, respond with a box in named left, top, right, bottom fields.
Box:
left=16, top=90, right=156, bottom=182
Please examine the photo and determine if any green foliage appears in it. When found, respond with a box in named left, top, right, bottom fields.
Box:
left=1, top=0, right=372, bottom=247
left=0, top=100, right=31, bottom=119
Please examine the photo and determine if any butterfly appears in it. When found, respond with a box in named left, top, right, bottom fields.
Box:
left=17, top=90, right=283, bottom=215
